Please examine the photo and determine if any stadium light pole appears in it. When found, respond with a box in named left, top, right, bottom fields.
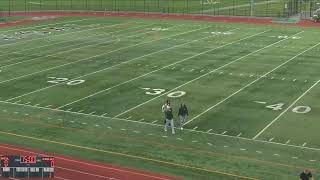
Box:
left=187, top=0, right=189, bottom=13
left=250, top=0, right=255, bottom=16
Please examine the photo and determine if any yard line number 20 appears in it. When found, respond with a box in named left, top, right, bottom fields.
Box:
left=141, top=88, right=186, bottom=98
left=266, top=103, right=311, bottom=114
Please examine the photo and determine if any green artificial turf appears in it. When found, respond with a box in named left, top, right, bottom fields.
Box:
left=0, top=16, right=320, bottom=179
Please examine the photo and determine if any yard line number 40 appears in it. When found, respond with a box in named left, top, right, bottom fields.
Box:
left=141, top=88, right=186, bottom=98
left=266, top=103, right=311, bottom=114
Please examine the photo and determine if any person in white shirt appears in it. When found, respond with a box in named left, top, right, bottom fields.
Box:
left=162, top=100, right=170, bottom=124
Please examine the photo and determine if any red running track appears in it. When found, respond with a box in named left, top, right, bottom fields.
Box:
left=0, top=144, right=182, bottom=180
left=1, top=11, right=320, bottom=27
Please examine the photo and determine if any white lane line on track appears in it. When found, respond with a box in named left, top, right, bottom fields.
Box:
left=55, top=176, right=71, bottom=180
left=0, top=146, right=121, bottom=180
left=58, top=166, right=121, bottom=180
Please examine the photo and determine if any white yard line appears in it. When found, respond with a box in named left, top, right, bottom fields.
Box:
left=0, top=24, right=185, bottom=85
left=185, top=32, right=320, bottom=126
left=7, top=26, right=216, bottom=103
left=55, top=28, right=238, bottom=109
left=0, top=22, right=141, bottom=68
left=0, top=19, right=91, bottom=48
left=0, top=23, right=151, bottom=71
left=1, top=99, right=320, bottom=152
left=0, top=18, right=89, bottom=34
left=115, top=31, right=302, bottom=118
left=253, top=79, right=320, bottom=139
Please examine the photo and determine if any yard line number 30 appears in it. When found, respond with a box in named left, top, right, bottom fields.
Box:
left=141, top=88, right=186, bottom=98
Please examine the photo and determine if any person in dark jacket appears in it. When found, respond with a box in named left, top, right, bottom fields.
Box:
left=178, top=104, right=188, bottom=130
left=164, top=107, right=175, bottom=134
left=300, top=169, right=314, bottom=180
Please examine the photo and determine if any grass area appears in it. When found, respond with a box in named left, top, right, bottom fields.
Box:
left=0, top=0, right=307, bottom=17
left=0, top=16, right=320, bottom=179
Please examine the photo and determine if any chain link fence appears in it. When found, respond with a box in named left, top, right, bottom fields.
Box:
left=0, top=0, right=319, bottom=18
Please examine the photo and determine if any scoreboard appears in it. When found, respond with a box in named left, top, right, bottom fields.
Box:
left=0, top=155, right=54, bottom=178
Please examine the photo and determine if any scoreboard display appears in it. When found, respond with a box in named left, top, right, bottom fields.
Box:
left=0, top=155, right=54, bottom=178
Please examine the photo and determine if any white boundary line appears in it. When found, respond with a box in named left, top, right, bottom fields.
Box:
left=186, top=38, right=319, bottom=126
left=0, top=18, right=91, bottom=48
left=55, top=28, right=238, bottom=109
left=253, top=79, right=320, bottom=139
left=0, top=23, right=150, bottom=69
left=0, top=24, right=186, bottom=85
left=114, top=31, right=303, bottom=118
left=1, top=100, right=320, bottom=153
left=6, top=25, right=214, bottom=102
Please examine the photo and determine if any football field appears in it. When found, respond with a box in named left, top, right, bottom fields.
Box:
left=0, top=16, right=320, bottom=179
